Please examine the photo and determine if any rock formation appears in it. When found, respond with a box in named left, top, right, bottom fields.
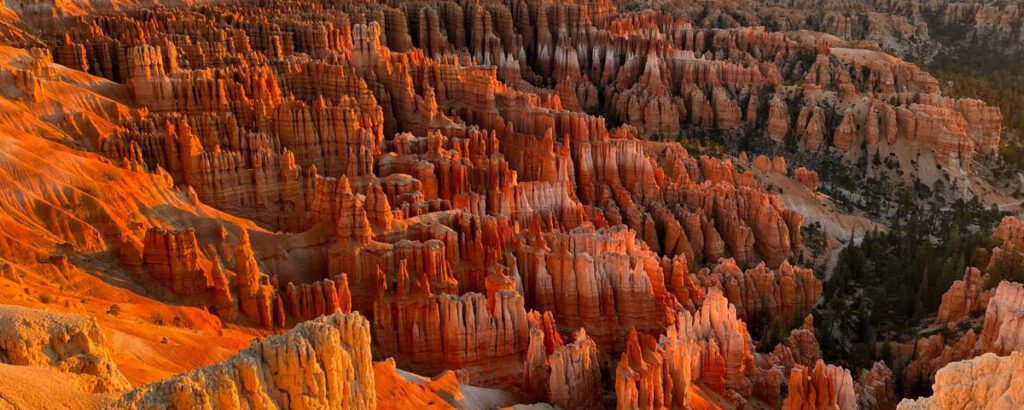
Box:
left=794, top=168, right=820, bottom=192
left=695, top=259, right=822, bottom=332
left=283, top=274, right=353, bottom=322
left=372, top=262, right=531, bottom=388
left=516, top=225, right=676, bottom=350
left=904, top=277, right=1024, bottom=393
left=858, top=362, right=898, bottom=410
left=235, top=230, right=283, bottom=329
left=782, top=361, right=857, bottom=410
left=523, top=312, right=602, bottom=409
left=615, top=289, right=758, bottom=408
left=0, top=305, right=130, bottom=394
left=113, top=312, right=376, bottom=409
left=898, top=352, right=1024, bottom=409
left=0, top=0, right=1016, bottom=407
left=936, top=267, right=991, bottom=326
left=140, top=228, right=213, bottom=296
left=978, top=281, right=1024, bottom=355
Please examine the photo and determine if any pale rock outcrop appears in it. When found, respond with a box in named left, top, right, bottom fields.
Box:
left=978, top=281, right=1024, bottom=355
left=0, top=305, right=130, bottom=394
left=993, top=216, right=1024, bottom=249
left=898, top=352, right=1024, bottom=410
left=771, top=157, right=788, bottom=175
left=796, top=106, right=826, bottom=151
left=113, top=312, right=376, bottom=409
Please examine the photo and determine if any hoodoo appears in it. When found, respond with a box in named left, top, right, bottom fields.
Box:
left=0, top=0, right=1022, bottom=408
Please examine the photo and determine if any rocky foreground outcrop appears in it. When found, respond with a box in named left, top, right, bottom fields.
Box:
left=112, top=312, right=376, bottom=409
left=0, top=305, right=130, bottom=394
left=898, top=352, right=1024, bottom=409
left=978, top=280, right=1024, bottom=356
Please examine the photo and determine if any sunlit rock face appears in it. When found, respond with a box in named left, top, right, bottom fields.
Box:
left=899, top=352, right=1024, bottom=410
left=0, top=0, right=1015, bottom=408
left=113, top=312, right=377, bottom=409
